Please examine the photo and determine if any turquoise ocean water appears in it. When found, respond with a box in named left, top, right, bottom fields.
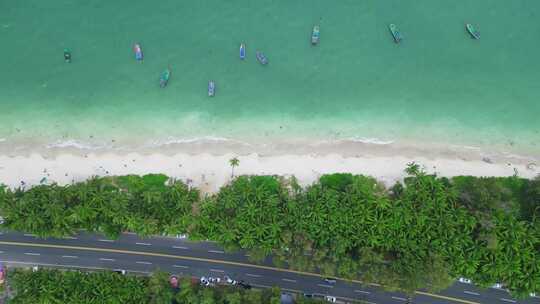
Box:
left=1, top=0, right=539, bottom=152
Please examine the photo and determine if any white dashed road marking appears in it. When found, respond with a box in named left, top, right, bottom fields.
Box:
left=391, top=296, right=407, bottom=301
left=173, top=265, right=189, bottom=269
left=99, top=258, right=115, bottom=261
left=500, top=299, right=516, bottom=303
left=173, top=246, right=189, bottom=249
left=355, top=290, right=371, bottom=294
left=61, top=255, right=78, bottom=259
left=98, top=239, right=114, bottom=243
left=210, top=269, right=224, bottom=273
left=135, top=242, right=151, bottom=246
left=246, top=274, right=261, bottom=278
left=208, top=250, right=224, bottom=254
left=136, top=261, right=152, bottom=265
left=464, top=291, right=480, bottom=296
left=317, top=284, right=334, bottom=288
left=24, top=252, right=40, bottom=256
left=282, top=278, right=297, bottom=283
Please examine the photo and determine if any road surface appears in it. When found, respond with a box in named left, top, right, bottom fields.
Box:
left=0, top=231, right=537, bottom=304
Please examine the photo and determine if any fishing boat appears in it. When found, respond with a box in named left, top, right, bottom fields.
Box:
left=208, top=81, right=215, bottom=97
left=388, top=24, right=403, bottom=43
left=159, top=67, right=171, bottom=88
left=133, top=43, right=143, bottom=61
left=63, top=48, right=71, bottom=63
left=256, top=51, right=268, bottom=65
left=239, top=43, right=246, bottom=60
left=311, top=25, right=320, bottom=45
left=466, top=24, right=480, bottom=39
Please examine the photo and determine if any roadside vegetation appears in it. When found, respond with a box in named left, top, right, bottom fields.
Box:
left=0, top=165, right=538, bottom=298
left=5, top=268, right=294, bottom=304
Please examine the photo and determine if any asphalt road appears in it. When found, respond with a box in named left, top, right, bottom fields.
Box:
left=0, top=231, right=538, bottom=304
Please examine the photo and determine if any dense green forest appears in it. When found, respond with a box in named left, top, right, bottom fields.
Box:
left=5, top=268, right=298, bottom=304
left=0, top=165, right=539, bottom=298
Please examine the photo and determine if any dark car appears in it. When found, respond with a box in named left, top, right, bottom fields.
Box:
left=238, top=281, right=252, bottom=289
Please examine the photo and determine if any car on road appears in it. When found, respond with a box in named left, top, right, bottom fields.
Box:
left=113, top=269, right=126, bottom=275
left=491, top=283, right=504, bottom=289
left=238, top=281, right=251, bottom=289
left=224, top=275, right=238, bottom=285
left=325, top=295, right=337, bottom=302
left=458, top=277, right=472, bottom=284
left=200, top=276, right=210, bottom=286
left=32, top=266, right=39, bottom=272
left=324, top=278, right=337, bottom=284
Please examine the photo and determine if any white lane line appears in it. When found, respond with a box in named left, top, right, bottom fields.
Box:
left=124, top=232, right=137, bottom=235
left=246, top=274, right=261, bottom=278
left=23, top=234, right=37, bottom=237
left=24, top=252, right=40, bottom=256
left=317, top=284, right=334, bottom=288
left=244, top=254, right=250, bottom=257
left=0, top=251, right=3, bottom=254
left=172, top=246, right=189, bottom=250
left=500, top=299, right=516, bottom=303
left=136, top=261, right=152, bottom=265
left=355, top=290, right=371, bottom=294
left=282, top=278, right=297, bottom=283
left=61, top=255, right=78, bottom=259
left=210, top=268, right=224, bottom=273
left=62, top=236, right=78, bottom=240
left=464, top=291, right=480, bottom=296
left=368, top=282, right=381, bottom=287
left=135, top=242, right=151, bottom=246
left=391, top=296, right=407, bottom=301
left=0, top=260, right=151, bottom=275
left=98, top=239, right=114, bottom=243
left=173, top=265, right=189, bottom=269
left=208, top=250, right=224, bottom=254
left=99, top=258, right=115, bottom=262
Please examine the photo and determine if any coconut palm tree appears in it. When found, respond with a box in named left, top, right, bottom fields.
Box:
left=229, top=157, right=240, bottom=178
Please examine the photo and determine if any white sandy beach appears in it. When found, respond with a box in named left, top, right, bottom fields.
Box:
left=0, top=141, right=538, bottom=193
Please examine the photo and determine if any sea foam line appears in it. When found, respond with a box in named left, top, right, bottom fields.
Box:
left=147, top=136, right=250, bottom=147
left=343, top=137, right=394, bottom=145
left=46, top=140, right=111, bottom=150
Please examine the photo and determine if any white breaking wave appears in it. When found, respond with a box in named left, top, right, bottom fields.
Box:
left=46, top=140, right=110, bottom=150
left=148, top=136, right=249, bottom=147
left=344, top=137, right=395, bottom=145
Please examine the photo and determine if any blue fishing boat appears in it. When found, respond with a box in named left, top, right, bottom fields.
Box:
left=160, top=67, right=171, bottom=88
left=133, top=43, right=143, bottom=61
left=208, top=81, right=215, bottom=97
left=388, top=24, right=403, bottom=43
left=311, top=25, right=320, bottom=45
left=63, top=48, right=71, bottom=63
left=466, top=24, right=480, bottom=40
left=256, top=51, right=268, bottom=65
left=239, top=43, right=246, bottom=60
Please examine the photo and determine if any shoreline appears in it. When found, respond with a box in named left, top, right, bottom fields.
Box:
left=0, top=141, right=537, bottom=193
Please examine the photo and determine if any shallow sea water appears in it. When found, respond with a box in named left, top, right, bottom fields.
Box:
left=0, top=0, right=539, bottom=152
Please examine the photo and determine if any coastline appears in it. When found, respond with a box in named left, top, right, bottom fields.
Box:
left=0, top=139, right=537, bottom=193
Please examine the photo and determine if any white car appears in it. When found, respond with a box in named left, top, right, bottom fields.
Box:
left=458, top=277, right=472, bottom=284
left=491, top=283, right=504, bottom=289
left=325, top=296, right=337, bottom=303
left=200, top=276, right=210, bottom=286
left=32, top=266, right=39, bottom=272
left=530, top=292, right=536, bottom=298
left=224, top=275, right=237, bottom=285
